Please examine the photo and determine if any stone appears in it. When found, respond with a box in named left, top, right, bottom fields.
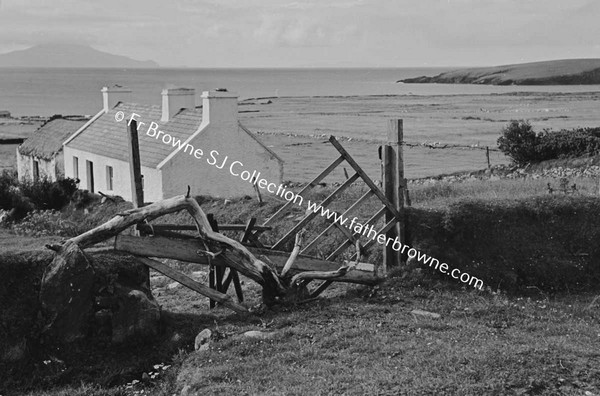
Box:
left=410, top=309, right=441, bottom=319
left=167, top=281, right=181, bottom=290
left=243, top=330, right=277, bottom=339
left=171, top=332, right=183, bottom=343
left=39, top=241, right=96, bottom=343
left=111, top=286, right=161, bottom=344
left=194, top=328, right=212, bottom=351
left=191, top=271, right=205, bottom=280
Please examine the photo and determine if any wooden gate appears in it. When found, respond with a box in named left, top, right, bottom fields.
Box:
left=110, top=118, right=407, bottom=309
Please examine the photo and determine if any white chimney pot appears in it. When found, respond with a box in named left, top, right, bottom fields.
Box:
left=162, top=88, right=196, bottom=122
left=102, top=86, right=132, bottom=112
left=200, top=90, right=239, bottom=128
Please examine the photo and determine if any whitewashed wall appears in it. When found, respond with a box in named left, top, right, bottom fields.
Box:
left=63, top=146, right=163, bottom=203
left=16, top=149, right=59, bottom=182
left=160, top=123, right=283, bottom=199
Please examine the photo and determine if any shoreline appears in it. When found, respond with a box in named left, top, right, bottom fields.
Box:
left=4, top=89, right=600, bottom=180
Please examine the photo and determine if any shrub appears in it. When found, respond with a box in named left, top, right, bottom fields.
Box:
left=407, top=196, right=600, bottom=293
left=11, top=209, right=79, bottom=237
left=0, top=170, right=18, bottom=209
left=497, top=120, right=539, bottom=165
left=535, top=127, right=600, bottom=160
left=0, top=175, right=79, bottom=221
left=498, top=121, right=600, bottom=165
left=19, top=177, right=79, bottom=211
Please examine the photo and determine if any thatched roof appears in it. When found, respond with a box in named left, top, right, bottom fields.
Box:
left=18, top=118, right=87, bottom=160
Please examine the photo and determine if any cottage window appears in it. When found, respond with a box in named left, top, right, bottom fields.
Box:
left=106, top=166, right=114, bottom=191
left=33, top=160, right=40, bottom=181
left=73, top=156, right=79, bottom=179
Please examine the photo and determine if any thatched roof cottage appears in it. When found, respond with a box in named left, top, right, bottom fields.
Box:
left=62, top=86, right=283, bottom=202
left=17, top=117, right=87, bottom=182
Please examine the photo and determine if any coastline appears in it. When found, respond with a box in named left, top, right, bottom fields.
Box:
left=4, top=90, right=600, bottom=180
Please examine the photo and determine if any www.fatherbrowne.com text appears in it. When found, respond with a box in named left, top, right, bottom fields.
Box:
left=116, top=111, right=484, bottom=290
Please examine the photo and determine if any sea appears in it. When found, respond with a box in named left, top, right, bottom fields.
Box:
left=2, top=67, right=600, bottom=117
left=2, top=68, right=600, bottom=179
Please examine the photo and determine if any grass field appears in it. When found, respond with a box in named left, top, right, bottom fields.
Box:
left=2, top=174, right=600, bottom=395
left=6, top=262, right=599, bottom=395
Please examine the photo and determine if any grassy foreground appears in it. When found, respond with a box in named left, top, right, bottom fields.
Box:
left=12, top=273, right=600, bottom=395
left=2, top=175, right=600, bottom=395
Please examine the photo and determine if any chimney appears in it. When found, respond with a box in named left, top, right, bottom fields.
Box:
left=200, top=89, right=238, bottom=128
left=102, top=86, right=132, bottom=112
left=161, top=88, right=196, bottom=122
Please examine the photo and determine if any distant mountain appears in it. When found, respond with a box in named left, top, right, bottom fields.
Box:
left=399, top=59, right=600, bottom=85
left=0, top=44, right=159, bottom=68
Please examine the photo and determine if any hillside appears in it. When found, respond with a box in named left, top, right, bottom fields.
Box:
left=0, top=44, right=159, bottom=68
left=399, top=58, right=600, bottom=85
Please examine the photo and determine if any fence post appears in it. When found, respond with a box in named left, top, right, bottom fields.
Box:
left=382, top=119, right=405, bottom=275
left=486, top=146, right=491, bottom=170
left=127, top=119, right=144, bottom=208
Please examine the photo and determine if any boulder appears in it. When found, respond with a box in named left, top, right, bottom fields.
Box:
left=91, top=251, right=160, bottom=344
left=110, top=286, right=161, bottom=344
left=0, top=250, right=52, bottom=364
left=39, top=241, right=96, bottom=343
left=194, top=328, right=212, bottom=351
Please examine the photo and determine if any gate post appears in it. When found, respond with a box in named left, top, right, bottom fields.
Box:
left=382, top=119, right=405, bottom=274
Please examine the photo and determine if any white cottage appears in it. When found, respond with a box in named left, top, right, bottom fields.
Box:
left=17, top=117, right=87, bottom=182
left=62, top=86, right=284, bottom=202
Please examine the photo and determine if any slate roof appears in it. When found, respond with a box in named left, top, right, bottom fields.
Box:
left=66, top=102, right=203, bottom=168
left=19, top=118, right=87, bottom=160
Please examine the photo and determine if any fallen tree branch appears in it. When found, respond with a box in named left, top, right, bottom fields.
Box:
left=61, top=194, right=287, bottom=300
left=281, top=230, right=304, bottom=278
left=291, top=240, right=361, bottom=284
left=54, top=192, right=372, bottom=306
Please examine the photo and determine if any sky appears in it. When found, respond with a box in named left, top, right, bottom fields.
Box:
left=0, top=0, right=599, bottom=68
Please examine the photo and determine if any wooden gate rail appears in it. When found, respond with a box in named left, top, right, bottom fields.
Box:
left=271, top=172, right=360, bottom=250
left=301, top=189, right=375, bottom=253
left=260, top=155, right=346, bottom=226
left=114, top=234, right=379, bottom=285
left=116, top=118, right=405, bottom=308
left=251, top=133, right=405, bottom=286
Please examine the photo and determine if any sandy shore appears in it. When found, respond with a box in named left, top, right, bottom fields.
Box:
left=238, top=91, right=599, bottom=180
left=3, top=91, right=600, bottom=181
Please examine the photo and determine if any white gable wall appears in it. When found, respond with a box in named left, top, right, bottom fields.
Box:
left=160, top=123, right=283, bottom=199
left=63, top=146, right=163, bottom=202
left=160, top=91, right=283, bottom=199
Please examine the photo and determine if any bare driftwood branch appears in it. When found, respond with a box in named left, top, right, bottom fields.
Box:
left=55, top=193, right=367, bottom=306
left=281, top=230, right=304, bottom=278
left=291, top=240, right=361, bottom=285
left=67, top=195, right=287, bottom=297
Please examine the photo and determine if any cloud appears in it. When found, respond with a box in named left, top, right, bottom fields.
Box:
left=252, top=13, right=359, bottom=48
left=0, top=0, right=598, bottom=66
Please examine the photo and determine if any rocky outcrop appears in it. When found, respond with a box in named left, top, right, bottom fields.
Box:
left=0, top=250, right=52, bottom=364
left=0, top=247, right=161, bottom=365
left=40, top=241, right=96, bottom=343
